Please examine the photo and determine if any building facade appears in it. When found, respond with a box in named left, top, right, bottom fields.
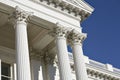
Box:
left=0, top=0, right=120, bottom=80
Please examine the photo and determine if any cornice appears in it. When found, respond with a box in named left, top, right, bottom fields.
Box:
left=68, top=53, right=120, bottom=79
left=87, top=69, right=120, bottom=80
left=30, top=0, right=93, bottom=21
left=70, top=64, right=120, bottom=80
left=86, top=63, right=120, bottom=79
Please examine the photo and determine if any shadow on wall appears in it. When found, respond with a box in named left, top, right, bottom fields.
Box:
left=48, top=64, right=56, bottom=80
left=31, top=60, right=43, bottom=80
left=42, top=59, right=57, bottom=80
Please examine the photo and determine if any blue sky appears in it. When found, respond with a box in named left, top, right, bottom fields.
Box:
left=81, top=0, right=120, bottom=69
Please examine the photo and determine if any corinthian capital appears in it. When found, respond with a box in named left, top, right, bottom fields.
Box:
left=12, top=6, right=33, bottom=22
left=68, top=29, right=87, bottom=45
left=51, top=23, right=69, bottom=38
left=41, top=51, right=56, bottom=65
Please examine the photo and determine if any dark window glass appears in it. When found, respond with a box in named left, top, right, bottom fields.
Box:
left=2, top=77, right=10, bottom=80
left=1, top=62, right=10, bottom=76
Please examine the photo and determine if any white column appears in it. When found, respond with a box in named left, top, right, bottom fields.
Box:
left=39, top=66, right=43, bottom=80
left=0, top=59, right=1, bottom=80
left=14, top=7, right=32, bottom=80
left=69, top=30, right=88, bottom=80
left=52, top=25, right=72, bottom=80
left=13, top=63, right=17, bottom=80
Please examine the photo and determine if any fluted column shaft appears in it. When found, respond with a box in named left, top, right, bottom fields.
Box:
left=52, top=25, right=72, bottom=80
left=14, top=7, right=32, bottom=80
left=69, top=30, right=88, bottom=80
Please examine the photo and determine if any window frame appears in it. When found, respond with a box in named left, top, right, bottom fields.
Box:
left=1, top=61, right=13, bottom=80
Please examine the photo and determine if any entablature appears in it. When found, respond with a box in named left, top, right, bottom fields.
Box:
left=0, top=0, right=83, bottom=30
left=31, top=0, right=94, bottom=21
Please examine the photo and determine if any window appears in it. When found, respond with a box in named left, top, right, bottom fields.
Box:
left=1, top=62, right=12, bottom=80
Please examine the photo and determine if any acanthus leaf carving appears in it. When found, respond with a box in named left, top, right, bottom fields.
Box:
left=50, top=23, right=69, bottom=38
left=68, top=29, right=87, bottom=45
left=12, top=6, right=33, bottom=23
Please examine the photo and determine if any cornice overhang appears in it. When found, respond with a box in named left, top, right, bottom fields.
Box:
left=86, top=64, right=120, bottom=79
left=87, top=68, right=120, bottom=80
left=31, top=0, right=94, bottom=21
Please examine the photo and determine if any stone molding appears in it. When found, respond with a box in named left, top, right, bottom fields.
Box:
left=50, top=23, right=87, bottom=45
left=70, top=65, right=120, bottom=80
left=41, top=51, right=56, bottom=64
left=50, top=23, right=70, bottom=38
left=14, top=6, right=33, bottom=22
left=55, top=56, right=120, bottom=80
left=68, top=29, right=87, bottom=45
left=87, top=69, right=120, bottom=80
left=9, top=6, right=33, bottom=23
left=31, top=0, right=90, bottom=21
